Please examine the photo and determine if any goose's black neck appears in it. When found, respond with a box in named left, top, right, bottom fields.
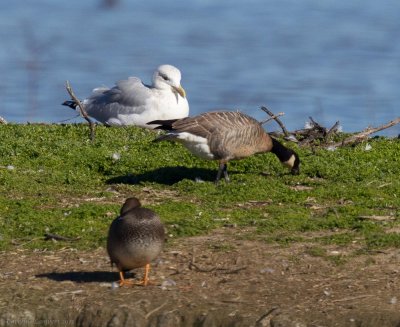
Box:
left=271, top=138, right=293, bottom=161
left=271, top=138, right=300, bottom=175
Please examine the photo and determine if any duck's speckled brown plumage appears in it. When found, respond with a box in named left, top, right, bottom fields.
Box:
left=107, top=197, right=164, bottom=285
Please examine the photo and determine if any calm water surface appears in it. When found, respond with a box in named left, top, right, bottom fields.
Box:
left=1, top=0, right=399, bottom=135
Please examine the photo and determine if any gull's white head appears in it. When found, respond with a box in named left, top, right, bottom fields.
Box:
left=152, top=64, right=186, bottom=98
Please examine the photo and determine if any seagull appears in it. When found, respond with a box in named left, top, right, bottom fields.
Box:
left=62, top=64, right=189, bottom=127
left=149, top=111, right=300, bottom=184
left=107, top=197, right=165, bottom=287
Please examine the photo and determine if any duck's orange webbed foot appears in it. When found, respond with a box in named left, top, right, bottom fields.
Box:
left=118, top=271, right=135, bottom=287
left=135, top=263, right=152, bottom=286
left=118, top=264, right=156, bottom=287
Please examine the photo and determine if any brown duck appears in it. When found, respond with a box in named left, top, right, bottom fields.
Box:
left=107, top=197, right=165, bottom=286
left=149, top=111, right=300, bottom=183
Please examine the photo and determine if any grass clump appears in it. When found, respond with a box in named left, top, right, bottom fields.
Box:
left=0, top=124, right=399, bottom=253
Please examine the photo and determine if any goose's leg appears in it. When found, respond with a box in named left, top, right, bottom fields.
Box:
left=215, top=161, right=230, bottom=184
left=215, top=161, right=225, bottom=185
left=222, top=163, right=230, bottom=183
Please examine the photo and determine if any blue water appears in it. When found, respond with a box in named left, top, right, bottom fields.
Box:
left=1, top=0, right=399, bottom=135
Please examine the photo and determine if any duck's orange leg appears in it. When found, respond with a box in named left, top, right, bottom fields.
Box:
left=131, top=264, right=152, bottom=286
left=118, top=271, right=134, bottom=287
left=142, top=263, right=150, bottom=286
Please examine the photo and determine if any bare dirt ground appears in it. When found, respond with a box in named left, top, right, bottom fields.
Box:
left=0, top=227, right=399, bottom=327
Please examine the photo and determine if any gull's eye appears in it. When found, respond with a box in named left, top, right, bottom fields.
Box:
left=160, top=73, right=169, bottom=81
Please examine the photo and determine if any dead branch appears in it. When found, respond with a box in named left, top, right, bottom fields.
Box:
left=324, top=117, right=400, bottom=149
left=285, top=118, right=341, bottom=147
left=0, top=116, right=7, bottom=124
left=44, top=233, right=81, bottom=242
left=260, top=106, right=290, bottom=137
left=325, top=121, right=340, bottom=140
left=259, top=112, right=285, bottom=125
left=259, top=107, right=399, bottom=149
left=65, top=81, right=96, bottom=141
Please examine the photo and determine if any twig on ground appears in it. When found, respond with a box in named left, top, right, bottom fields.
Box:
left=189, top=261, right=216, bottom=272
left=357, top=215, right=395, bottom=222
left=145, top=302, right=168, bottom=320
left=255, top=307, right=280, bottom=325
left=65, top=80, right=96, bottom=141
left=54, top=290, right=84, bottom=296
left=12, top=237, right=42, bottom=247
left=44, top=233, right=81, bottom=242
left=189, top=261, right=247, bottom=274
left=377, top=182, right=392, bottom=188
left=331, top=294, right=373, bottom=303
left=260, top=106, right=290, bottom=137
left=219, top=266, right=247, bottom=274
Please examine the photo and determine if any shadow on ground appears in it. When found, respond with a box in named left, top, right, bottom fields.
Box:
left=36, top=271, right=121, bottom=283
left=107, top=166, right=217, bottom=185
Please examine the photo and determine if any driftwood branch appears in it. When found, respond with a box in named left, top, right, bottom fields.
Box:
left=65, top=81, right=96, bottom=141
left=259, top=112, right=285, bottom=125
left=260, top=106, right=399, bottom=148
left=260, top=106, right=290, bottom=137
left=323, top=117, right=400, bottom=148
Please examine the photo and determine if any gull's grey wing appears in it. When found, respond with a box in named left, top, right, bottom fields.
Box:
left=85, top=77, right=153, bottom=116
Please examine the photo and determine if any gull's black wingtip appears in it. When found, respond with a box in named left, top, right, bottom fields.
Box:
left=147, top=119, right=178, bottom=130
left=62, top=100, right=77, bottom=109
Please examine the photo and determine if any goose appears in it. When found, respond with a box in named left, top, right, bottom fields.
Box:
left=62, top=65, right=189, bottom=128
left=149, top=111, right=300, bottom=183
left=107, top=197, right=165, bottom=286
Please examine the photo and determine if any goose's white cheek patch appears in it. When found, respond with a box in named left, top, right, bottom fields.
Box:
left=177, top=132, right=215, bottom=160
left=282, top=154, right=296, bottom=169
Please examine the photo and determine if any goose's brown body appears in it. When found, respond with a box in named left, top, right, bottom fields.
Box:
left=150, top=111, right=300, bottom=183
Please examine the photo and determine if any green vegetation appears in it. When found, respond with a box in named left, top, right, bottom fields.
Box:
left=0, top=124, right=399, bottom=253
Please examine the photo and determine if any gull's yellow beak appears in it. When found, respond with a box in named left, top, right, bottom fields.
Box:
left=172, top=85, right=186, bottom=98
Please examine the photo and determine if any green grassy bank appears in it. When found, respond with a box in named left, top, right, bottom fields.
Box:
left=0, top=124, right=399, bottom=253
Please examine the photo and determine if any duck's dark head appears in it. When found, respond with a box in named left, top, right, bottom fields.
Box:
left=120, top=197, right=141, bottom=215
